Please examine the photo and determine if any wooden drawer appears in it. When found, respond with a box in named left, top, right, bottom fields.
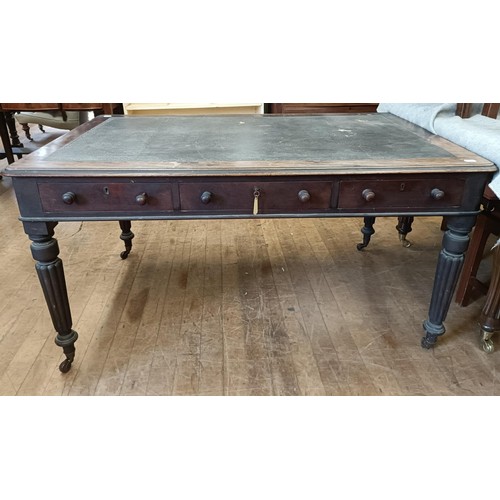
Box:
left=179, top=180, right=333, bottom=213
left=38, top=181, right=174, bottom=213
left=337, top=178, right=465, bottom=210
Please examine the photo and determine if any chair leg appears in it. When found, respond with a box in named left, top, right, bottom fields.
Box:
left=21, top=123, right=33, bottom=141
left=5, top=111, right=23, bottom=148
left=455, top=213, right=494, bottom=306
left=0, top=111, right=15, bottom=164
left=478, top=244, right=500, bottom=353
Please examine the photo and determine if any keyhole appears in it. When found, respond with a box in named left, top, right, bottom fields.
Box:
left=104, top=187, right=110, bottom=195
left=400, top=183, right=405, bottom=191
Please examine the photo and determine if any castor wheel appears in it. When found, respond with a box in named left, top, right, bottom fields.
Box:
left=480, top=329, right=495, bottom=354
left=421, top=334, right=437, bottom=349
left=482, top=339, right=494, bottom=353
left=120, top=250, right=130, bottom=260
left=59, top=359, right=73, bottom=373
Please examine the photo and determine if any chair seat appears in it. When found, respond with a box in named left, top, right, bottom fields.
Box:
left=15, top=111, right=83, bottom=130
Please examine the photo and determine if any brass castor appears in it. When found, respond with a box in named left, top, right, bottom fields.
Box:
left=480, top=328, right=495, bottom=354
left=399, top=234, right=411, bottom=248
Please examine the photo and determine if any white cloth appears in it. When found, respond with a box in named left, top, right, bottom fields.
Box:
left=376, top=103, right=456, bottom=133
left=378, top=103, right=500, bottom=197
left=433, top=114, right=500, bottom=196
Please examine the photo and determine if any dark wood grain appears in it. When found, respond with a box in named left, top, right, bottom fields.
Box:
left=267, top=103, right=379, bottom=114
left=337, top=177, right=466, bottom=210
left=0, top=103, right=121, bottom=112
left=38, top=181, right=174, bottom=212
left=179, top=180, right=332, bottom=213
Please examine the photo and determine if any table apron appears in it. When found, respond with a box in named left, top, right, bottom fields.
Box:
left=12, top=172, right=491, bottom=221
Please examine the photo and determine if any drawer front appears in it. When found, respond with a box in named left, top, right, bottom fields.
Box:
left=38, top=182, right=174, bottom=212
left=179, top=181, right=333, bottom=213
left=338, top=178, right=465, bottom=210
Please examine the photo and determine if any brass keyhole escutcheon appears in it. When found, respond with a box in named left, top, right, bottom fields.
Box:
left=253, top=187, right=260, bottom=215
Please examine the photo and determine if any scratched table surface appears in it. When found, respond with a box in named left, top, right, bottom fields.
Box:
left=45, top=113, right=452, bottom=162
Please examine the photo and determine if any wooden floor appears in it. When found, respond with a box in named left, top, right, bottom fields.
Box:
left=1, top=127, right=500, bottom=396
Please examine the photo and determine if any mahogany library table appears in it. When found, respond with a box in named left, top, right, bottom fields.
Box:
left=4, top=113, right=496, bottom=373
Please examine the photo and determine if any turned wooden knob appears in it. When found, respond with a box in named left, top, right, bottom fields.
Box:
left=431, top=188, right=445, bottom=200
left=298, top=189, right=311, bottom=202
left=362, top=189, right=376, bottom=202
left=62, top=192, right=76, bottom=204
left=135, top=193, right=148, bottom=205
left=200, top=191, right=212, bottom=204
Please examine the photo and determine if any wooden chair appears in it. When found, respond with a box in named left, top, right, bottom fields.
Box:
left=14, top=110, right=90, bottom=141
left=455, top=185, right=500, bottom=306
left=455, top=103, right=500, bottom=307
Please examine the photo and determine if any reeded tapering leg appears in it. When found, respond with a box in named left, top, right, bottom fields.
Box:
left=478, top=243, right=500, bottom=353
left=25, top=221, right=78, bottom=373
left=422, top=215, right=476, bottom=348
left=396, top=216, right=414, bottom=248
left=119, top=220, right=134, bottom=259
left=357, top=216, right=376, bottom=250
